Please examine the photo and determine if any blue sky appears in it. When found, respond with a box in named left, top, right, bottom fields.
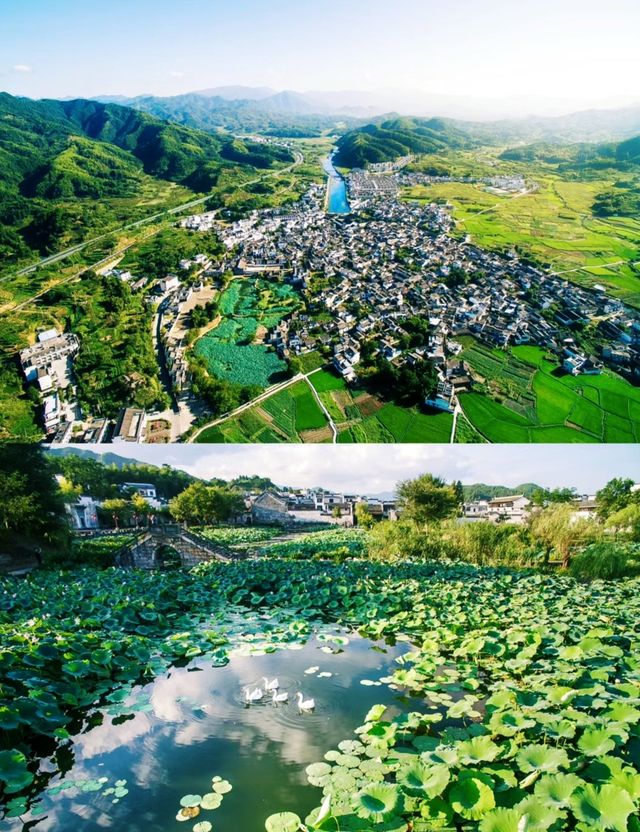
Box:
left=1, top=0, right=637, bottom=107
left=66, top=445, right=640, bottom=495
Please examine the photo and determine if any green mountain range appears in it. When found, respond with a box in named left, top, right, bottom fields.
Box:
left=334, top=116, right=474, bottom=168
left=101, top=91, right=358, bottom=137
left=461, top=483, right=543, bottom=501
left=0, top=92, right=293, bottom=260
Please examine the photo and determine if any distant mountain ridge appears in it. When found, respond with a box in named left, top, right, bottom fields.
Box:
left=0, top=91, right=293, bottom=260
left=94, top=91, right=359, bottom=137
left=95, top=86, right=640, bottom=142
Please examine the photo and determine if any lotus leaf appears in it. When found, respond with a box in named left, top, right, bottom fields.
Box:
left=478, top=807, right=523, bottom=832
left=570, top=783, right=636, bottom=831
left=352, top=782, right=403, bottom=822
left=449, top=773, right=496, bottom=820
left=264, top=811, right=302, bottom=832
left=516, top=744, right=569, bottom=774
left=534, top=773, right=583, bottom=807
left=0, top=749, right=34, bottom=794
left=515, top=795, right=564, bottom=830
left=457, top=735, right=501, bottom=764
left=180, top=794, right=203, bottom=808
left=578, top=727, right=619, bottom=757
left=399, top=762, right=450, bottom=798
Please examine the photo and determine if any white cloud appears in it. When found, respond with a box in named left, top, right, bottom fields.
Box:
left=169, top=70, right=184, bottom=78
left=13, top=64, right=32, bottom=73
left=57, top=445, right=639, bottom=497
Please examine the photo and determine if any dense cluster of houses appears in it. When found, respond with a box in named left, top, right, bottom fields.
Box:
left=21, top=161, right=640, bottom=440
left=66, top=477, right=609, bottom=532
left=462, top=493, right=600, bottom=525
left=66, top=482, right=399, bottom=530
left=207, top=175, right=639, bottom=413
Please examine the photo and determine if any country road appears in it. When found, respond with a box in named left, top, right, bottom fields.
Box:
left=305, top=374, right=338, bottom=443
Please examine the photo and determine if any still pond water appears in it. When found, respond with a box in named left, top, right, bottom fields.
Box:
left=14, top=628, right=419, bottom=832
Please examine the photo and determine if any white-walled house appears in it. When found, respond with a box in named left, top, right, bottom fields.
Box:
left=67, top=496, right=101, bottom=530
left=464, top=495, right=531, bottom=525
left=487, top=495, right=531, bottom=524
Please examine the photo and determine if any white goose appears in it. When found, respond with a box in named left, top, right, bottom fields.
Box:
left=296, top=692, right=316, bottom=713
left=243, top=686, right=264, bottom=704
left=263, top=676, right=279, bottom=692
left=272, top=689, right=288, bottom=704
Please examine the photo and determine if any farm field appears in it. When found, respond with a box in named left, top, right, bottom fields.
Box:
left=195, top=379, right=330, bottom=443
left=402, top=156, right=640, bottom=308
left=460, top=341, right=640, bottom=442
left=194, top=277, right=302, bottom=388
left=2, top=558, right=638, bottom=831
left=195, top=368, right=454, bottom=443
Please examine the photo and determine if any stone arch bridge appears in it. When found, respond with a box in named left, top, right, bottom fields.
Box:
left=82, top=525, right=238, bottom=569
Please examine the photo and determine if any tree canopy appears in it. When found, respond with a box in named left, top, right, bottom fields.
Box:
left=0, top=445, right=69, bottom=552
left=169, top=482, right=245, bottom=526
left=396, top=473, right=461, bottom=525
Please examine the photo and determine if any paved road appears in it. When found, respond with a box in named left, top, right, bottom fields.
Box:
left=450, top=401, right=462, bottom=444
left=305, top=374, right=338, bottom=443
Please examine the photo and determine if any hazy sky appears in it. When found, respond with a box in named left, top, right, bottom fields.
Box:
left=66, top=445, right=640, bottom=495
left=1, top=0, right=637, bottom=109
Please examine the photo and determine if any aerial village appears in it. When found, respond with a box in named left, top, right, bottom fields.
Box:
left=19, top=165, right=640, bottom=440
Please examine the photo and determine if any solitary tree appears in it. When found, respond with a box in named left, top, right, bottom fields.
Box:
left=169, top=482, right=245, bottom=526
left=605, top=504, right=640, bottom=541
left=397, top=474, right=461, bottom=525
left=0, top=445, right=69, bottom=551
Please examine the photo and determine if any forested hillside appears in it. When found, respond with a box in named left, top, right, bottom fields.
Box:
left=334, top=117, right=474, bottom=167
left=0, top=92, right=293, bottom=261
left=499, top=134, right=640, bottom=171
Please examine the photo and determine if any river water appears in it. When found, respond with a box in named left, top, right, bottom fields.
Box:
left=11, top=630, right=420, bottom=831
left=323, top=156, right=350, bottom=215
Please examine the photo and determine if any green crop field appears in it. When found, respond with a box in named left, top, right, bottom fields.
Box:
left=459, top=342, right=640, bottom=443
left=402, top=152, right=640, bottom=307
left=338, top=403, right=453, bottom=443
left=195, top=366, right=456, bottom=445
left=309, top=370, right=348, bottom=393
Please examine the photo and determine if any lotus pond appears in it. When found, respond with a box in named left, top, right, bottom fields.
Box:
left=1, top=560, right=639, bottom=832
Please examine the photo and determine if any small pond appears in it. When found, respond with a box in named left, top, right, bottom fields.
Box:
left=10, top=627, right=421, bottom=831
